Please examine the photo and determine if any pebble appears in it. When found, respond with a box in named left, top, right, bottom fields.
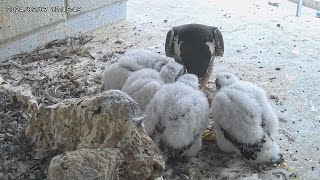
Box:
left=115, top=39, right=124, bottom=44
left=270, top=95, right=279, bottom=100
left=164, top=19, right=168, bottom=23
left=47, top=74, right=54, bottom=81
left=7, top=173, right=14, bottom=180
left=9, top=120, right=17, bottom=126
left=0, top=173, right=4, bottom=180
left=35, top=169, right=45, bottom=179
left=5, top=133, right=14, bottom=141
left=0, top=133, right=4, bottom=141
left=29, top=173, right=36, bottom=180
left=180, top=174, right=190, bottom=180
left=6, top=128, right=14, bottom=134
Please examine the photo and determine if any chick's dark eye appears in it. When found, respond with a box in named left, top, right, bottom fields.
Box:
left=226, top=75, right=230, bottom=79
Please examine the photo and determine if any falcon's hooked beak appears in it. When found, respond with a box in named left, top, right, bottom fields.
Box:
left=175, top=67, right=186, bottom=81
left=175, top=66, right=188, bottom=81
left=213, top=27, right=224, bottom=57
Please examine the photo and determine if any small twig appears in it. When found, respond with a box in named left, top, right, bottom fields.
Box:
left=279, top=129, right=295, bottom=142
left=10, top=61, right=27, bottom=70
left=44, top=91, right=60, bottom=104
left=272, top=171, right=288, bottom=180
left=82, top=37, right=94, bottom=45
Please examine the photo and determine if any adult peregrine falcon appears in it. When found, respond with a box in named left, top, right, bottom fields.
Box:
left=165, top=23, right=224, bottom=89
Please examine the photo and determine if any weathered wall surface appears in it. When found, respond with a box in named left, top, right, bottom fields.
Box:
left=0, top=0, right=127, bottom=62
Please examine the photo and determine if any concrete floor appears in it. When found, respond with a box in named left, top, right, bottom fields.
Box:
left=84, top=0, right=320, bottom=179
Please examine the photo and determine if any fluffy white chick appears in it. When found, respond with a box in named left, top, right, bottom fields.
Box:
left=144, top=74, right=209, bottom=162
left=102, top=48, right=168, bottom=90
left=121, top=62, right=185, bottom=111
left=212, top=72, right=283, bottom=165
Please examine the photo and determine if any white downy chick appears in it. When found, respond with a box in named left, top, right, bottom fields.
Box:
left=121, top=62, right=184, bottom=111
left=102, top=48, right=168, bottom=90
left=212, top=72, right=283, bottom=165
left=144, top=74, right=209, bottom=162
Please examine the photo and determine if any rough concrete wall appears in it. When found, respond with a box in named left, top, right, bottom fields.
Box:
left=0, top=0, right=65, bottom=44
left=0, top=0, right=127, bottom=62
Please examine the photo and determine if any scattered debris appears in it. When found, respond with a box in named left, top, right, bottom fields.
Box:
left=0, top=87, right=61, bottom=180
left=279, top=129, right=295, bottom=142
left=164, top=19, right=168, bottom=23
left=223, top=13, right=231, bottom=18
left=148, top=44, right=162, bottom=50
left=272, top=171, right=287, bottom=179
left=270, top=94, right=279, bottom=100
left=91, top=49, right=114, bottom=62
left=0, top=36, right=103, bottom=107
left=268, top=77, right=276, bottom=82
left=115, top=50, right=126, bottom=54
left=115, top=38, right=125, bottom=44
left=279, top=117, right=288, bottom=123
left=275, top=67, right=281, bottom=70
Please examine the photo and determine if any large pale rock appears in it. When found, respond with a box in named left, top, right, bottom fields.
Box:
left=0, top=82, right=39, bottom=113
left=25, top=90, right=165, bottom=180
left=47, top=148, right=123, bottom=180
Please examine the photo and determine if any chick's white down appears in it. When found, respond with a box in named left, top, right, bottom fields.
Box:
left=102, top=48, right=168, bottom=90
left=144, top=74, right=209, bottom=160
left=121, top=62, right=184, bottom=111
left=212, top=72, right=282, bottom=165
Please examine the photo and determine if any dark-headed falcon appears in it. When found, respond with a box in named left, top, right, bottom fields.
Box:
left=165, top=23, right=224, bottom=89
